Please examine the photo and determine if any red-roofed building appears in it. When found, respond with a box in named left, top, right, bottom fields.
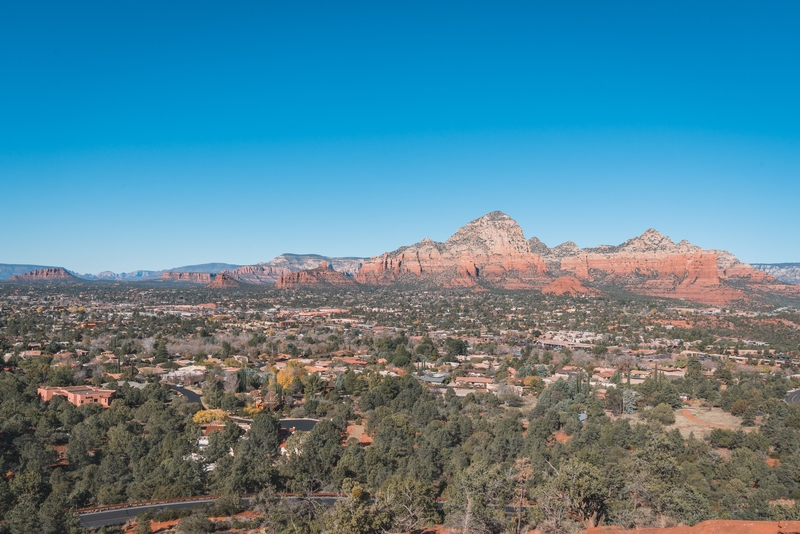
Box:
left=38, top=386, right=115, bottom=407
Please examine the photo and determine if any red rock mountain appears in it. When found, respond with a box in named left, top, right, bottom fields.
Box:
left=531, top=229, right=778, bottom=304
left=7, top=268, right=79, bottom=282
left=356, top=212, right=548, bottom=289
left=350, top=212, right=794, bottom=305
left=277, top=262, right=358, bottom=289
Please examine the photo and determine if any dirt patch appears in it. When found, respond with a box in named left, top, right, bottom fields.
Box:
left=672, top=407, right=749, bottom=439
left=553, top=431, right=571, bottom=444
left=586, top=519, right=800, bottom=533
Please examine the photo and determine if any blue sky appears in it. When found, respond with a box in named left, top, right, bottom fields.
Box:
left=1, top=1, right=798, bottom=272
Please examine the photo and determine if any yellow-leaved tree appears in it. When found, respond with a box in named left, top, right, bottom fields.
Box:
left=277, top=361, right=307, bottom=388
left=192, top=409, right=228, bottom=424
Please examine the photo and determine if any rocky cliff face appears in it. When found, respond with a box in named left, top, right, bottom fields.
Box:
left=7, top=268, right=79, bottom=282
left=227, top=254, right=364, bottom=284
left=226, top=264, right=290, bottom=284
left=526, top=229, right=779, bottom=305
left=354, top=212, right=792, bottom=305
left=159, top=272, right=213, bottom=284
left=277, top=262, right=358, bottom=289
left=356, top=211, right=548, bottom=289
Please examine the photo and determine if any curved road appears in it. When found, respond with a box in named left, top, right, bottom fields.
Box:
left=168, top=385, right=202, bottom=404
left=787, top=389, right=800, bottom=404
left=79, top=495, right=340, bottom=529
left=80, top=497, right=224, bottom=530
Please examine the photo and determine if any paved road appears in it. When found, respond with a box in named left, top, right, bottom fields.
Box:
left=787, top=389, right=800, bottom=404
left=79, top=491, right=534, bottom=529
left=168, top=385, right=202, bottom=404
left=79, top=497, right=223, bottom=529
left=79, top=495, right=340, bottom=529
left=280, top=418, right=318, bottom=431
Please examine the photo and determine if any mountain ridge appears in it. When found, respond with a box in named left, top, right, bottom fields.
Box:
left=351, top=212, right=797, bottom=304
left=1, top=213, right=797, bottom=306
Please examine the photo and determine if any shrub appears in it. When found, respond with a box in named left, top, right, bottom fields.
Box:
left=730, top=399, right=750, bottom=416
left=646, top=403, right=676, bottom=425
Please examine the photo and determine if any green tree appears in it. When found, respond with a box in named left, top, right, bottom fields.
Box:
left=322, top=480, right=391, bottom=534
left=444, top=461, right=511, bottom=534
left=376, top=476, right=440, bottom=532
left=536, top=459, right=610, bottom=529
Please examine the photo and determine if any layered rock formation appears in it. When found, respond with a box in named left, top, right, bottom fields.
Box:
left=353, top=212, right=793, bottom=305
left=227, top=254, right=364, bottom=284
left=530, top=229, right=778, bottom=305
left=7, top=268, right=79, bottom=283
left=356, top=212, right=548, bottom=289
left=0, top=264, right=56, bottom=281
left=277, top=262, right=358, bottom=289
left=160, top=272, right=213, bottom=284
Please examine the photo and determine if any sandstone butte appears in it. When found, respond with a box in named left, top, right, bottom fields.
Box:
left=7, top=267, right=78, bottom=282
left=585, top=520, right=800, bottom=534
left=353, top=211, right=788, bottom=305
left=276, top=261, right=359, bottom=289
left=205, top=273, right=242, bottom=288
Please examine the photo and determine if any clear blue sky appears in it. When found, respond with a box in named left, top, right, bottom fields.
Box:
left=2, top=1, right=798, bottom=273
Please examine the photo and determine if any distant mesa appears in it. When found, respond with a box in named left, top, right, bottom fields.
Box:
left=160, top=271, right=214, bottom=284
left=6, top=268, right=79, bottom=283
left=0, top=263, right=57, bottom=280
left=276, top=261, right=359, bottom=289
left=226, top=254, right=364, bottom=284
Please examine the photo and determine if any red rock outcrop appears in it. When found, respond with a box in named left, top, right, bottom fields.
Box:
left=356, top=212, right=549, bottom=289
left=535, top=229, right=767, bottom=305
left=585, top=519, right=800, bottom=534
left=160, top=272, right=213, bottom=284
left=226, top=264, right=290, bottom=284
left=7, top=268, right=78, bottom=282
left=277, top=262, right=358, bottom=289
left=227, top=254, right=364, bottom=284
left=206, top=273, right=242, bottom=288
left=355, top=214, right=796, bottom=305
left=542, top=276, right=601, bottom=296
